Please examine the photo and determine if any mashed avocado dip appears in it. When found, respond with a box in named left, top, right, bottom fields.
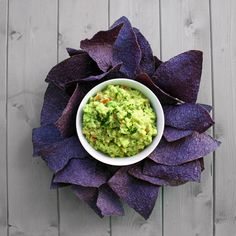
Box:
left=82, top=84, right=157, bottom=157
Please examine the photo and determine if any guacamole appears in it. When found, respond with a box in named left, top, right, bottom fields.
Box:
left=82, top=84, right=157, bottom=157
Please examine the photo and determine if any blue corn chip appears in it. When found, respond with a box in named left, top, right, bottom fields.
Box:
left=128, top=165, right=169, bottom=186
left=50, top=175, right=70, bottom=189
left=96, top=185, right=124, bottom=216
left=80, top=24, right=123, bottom=72
left=32, top=124, right=63, bottom=156
left=55, top=80, right=110, bottom=138
left=55, top=85, right=83, bottom=137
left=133, top=28, right=155, bottom=76
left=40, top=84, right=70, bottom=126
left=45, top=53, right=101, bottom=89
left=143, top=159, right=201, bottom=184
left=108, top=166, right=160, bottom=219
left=53, top=158, right=109, bottom=187
left=40, top=136, right=87, bottom=173
left=164, top=126, right=193, bottom=142
left=164, top=103, right=214, bottom=133
left=153, top=56, right=162, bottom=70
left=72, top=185, right=102, bottom=217
left=198, top=103, right=212, bottom=113
left=153, top=50, right=203, bottom=103
left=135, top=73, right=179, bottom=104
left=111, top=16, right=142, bottom=78
left=80, top=63, right=122, bottom=82
left=66, top=48, right=85, bottom=57
left=149, top=132, right=220, bottom=165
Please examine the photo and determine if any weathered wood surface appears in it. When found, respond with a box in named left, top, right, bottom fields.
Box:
left=0, top=0, right=8, bottom=235
left=7, top=0, right=58, bottom=235
left=0, top=0, right=235, bottom=235
left=211, top=1, right=236, bottom=235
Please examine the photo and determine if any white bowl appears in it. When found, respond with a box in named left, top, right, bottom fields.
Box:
left=76, top=78, right=164, bottom=166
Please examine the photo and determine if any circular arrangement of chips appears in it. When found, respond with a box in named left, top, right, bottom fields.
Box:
left=32, top=16, right=220, bottom=219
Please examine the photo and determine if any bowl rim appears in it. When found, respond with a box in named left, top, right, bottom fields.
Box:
left=76, top=78, right=165, bottom=166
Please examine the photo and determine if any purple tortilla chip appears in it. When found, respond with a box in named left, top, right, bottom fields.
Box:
left=32, top=124, right=63, bottom=156
left=128, top=165, right=169, bottom=186
left=40, top=136, right=87, bottom=173
left=164, top=126, right=193, bottom=142
left=45, top=53, right=101, bottom=89
left=143, top=159, right=201, bottom=184
left=149, top=132, right=220, bottom=165
left=153, top=50, right=203, bottom=103
left=72, top=185, right=102, bottom=217
left=97, top=185, right=124, bottom=216
left=54, top=158, right=109, bottom=187
left=111, top=16, right=141, bottom=78
left=50, top=175, right=70, bottom=189
left=108, top=166, right=159, bottom=219
left=198, top=103, right=212, bottom=113
left=64, top=83, right=78, bottom=97
left=133, top=28, right=155, bottom=76
left=55, top=85, right=82, bottom=137
left=80, top=63, right=122, bottom=82
left=135, top=73, right=179, bottom=104
left=164, top=103, right=214, bottom=133
left=80, top=24, right=123, bottom=72
left=40, top=84, right=70, bottom=126
left=153, top=56, right=162, bottom=70
left=66, top=48, right=85, bottom=57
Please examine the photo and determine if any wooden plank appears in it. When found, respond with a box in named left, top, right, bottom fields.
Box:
left=0, top=0, right=8, bottom=235
left=58, top=0, right=109, bottom=61
left=7, top=0, right=59, bottom=235
left=210, top=1, right=236, bottom=235
left=160, top=1, right=213, bottom=235
left=109, top=1, right=163, bottom=235
left=58, top=1, right=110, bottom=235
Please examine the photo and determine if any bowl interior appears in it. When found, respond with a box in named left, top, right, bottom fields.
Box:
left=76, top=78, right=164, bottom=166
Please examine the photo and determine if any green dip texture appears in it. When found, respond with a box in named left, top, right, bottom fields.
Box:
left=82, top=84, right=157, bottom=157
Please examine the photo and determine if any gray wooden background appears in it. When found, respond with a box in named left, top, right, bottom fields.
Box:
left=0, top=0, right=235, bottom=235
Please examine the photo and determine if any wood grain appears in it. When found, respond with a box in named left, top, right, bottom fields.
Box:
left=7, top=0, right=58, bottom=235
left=58, top=0, right=109, bottom=61
left=109, top=1, right=163, bottom=235
left=58, top=1, right=110, bottom=235
left=1, top=1, right=235, bottom=235
left=0, top=0, right=8, bottom=235
left=211, top=1, right=236, bottom=235
left=160, top=1, right=213, bottom=235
